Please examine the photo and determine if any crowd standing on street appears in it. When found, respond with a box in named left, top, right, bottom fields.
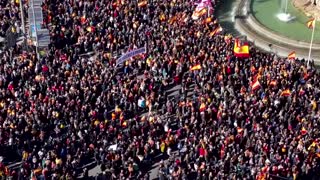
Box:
left=0, top=0, right=320, bottom=180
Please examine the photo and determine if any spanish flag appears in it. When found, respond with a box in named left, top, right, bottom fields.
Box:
left=81, top=15, right=86, bottom=24
left=209, top=26, right=223, bottom=37
left=269, top=80, right=277, bottom=87
left=159, top=13, right=166, bottom=21
left=204, top=17, right=212, bottom=24
left=252, top=73, right=261, bottom=82
left=251, top=80, right=261, bottom=91
left=115, top=106, right=122, bottom=113
left=288, top=51, right=296, bottom=60
left=86, top=26, right=95, bottom=32
left=233, top=39, right=250, bottom=58
left=181, top=13, right=188, bottom=23
left=301, top=127, right=307, bottom=135
left=112, top=1, right=119, bottom=8
left=199, top=103, right=206, bottom=112
left=192, top=8, right=207, bottom=20
left=138, top=0, right=147, bottom=7
left=307, top=18, right=316, bottom=29
left=308, top=141, right=317, bottom=151
left=281, top=89, right=291, bottom=97
left=257, top=173, right=266, bottom=180
left=190, top=64, right=201, bottom=71
left=122, top=121, right=127, bottom=127
left=168, top=15, right=177, bottom=24
left=111, top=113, right=116, bottom=120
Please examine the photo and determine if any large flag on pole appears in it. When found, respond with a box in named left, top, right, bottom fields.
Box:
left=306, top=17, right=317, bottom=66
left=307, top=18, right=316, bottom=29
left=233, top=38, right=250, bottom=58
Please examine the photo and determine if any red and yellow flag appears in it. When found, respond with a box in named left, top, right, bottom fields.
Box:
left=159, top=13, right=166, bottom=21
left=81, top=15, right=86, bottom=24
left=204, top=17, right=212, bottom=24
left=307, top=18, right=315, bottom=29
left=138, top=0, right=148, bottom=7
left=308, top=141, right=317, bottom=151
left=269, top=80, right=277, bottom=87
left=192, top=8, right=207, bottom=20
left=288, top=51, right=296, bottom=60
left=122, top=121, right=127, bottom=127
left=168, top=15, right=177, bottom=24
left=199, top=103, right=206, bottom=112
left=237, top=127, right=244, bottom=134
left=281, top=89, right=291, bottom=97
left=301, top=127, right=307, bottom=135
left=190, top=64, right=201, bottom=71
left=251, top=80, right=261, bottom=91
left=233, top=39, right=250, bottom=58
left=86, top=26, right=95, bottom=32
left=209, top=26, right=223, bottom=37
left=181, top=13, right=188, bottom=23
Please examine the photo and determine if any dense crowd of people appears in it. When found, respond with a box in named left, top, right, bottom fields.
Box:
left=0, top=0, right=320, bottom=179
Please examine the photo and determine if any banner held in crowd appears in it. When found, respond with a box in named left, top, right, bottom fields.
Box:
left=116, top=47, right=146, bottom=66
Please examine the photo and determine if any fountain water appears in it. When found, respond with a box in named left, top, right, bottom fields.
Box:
left=276, top=0, right=295, bottom=22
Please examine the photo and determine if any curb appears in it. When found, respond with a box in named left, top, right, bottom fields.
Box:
left=233, top=0, right=320, bottom=62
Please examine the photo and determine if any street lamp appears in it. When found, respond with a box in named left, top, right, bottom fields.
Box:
left=19, top=0, right=27, bottom=50
left=30, top=0, right=40, bottom=60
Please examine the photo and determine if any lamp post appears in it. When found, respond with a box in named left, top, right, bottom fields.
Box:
left=284, top=0, right=288, bottom=14
left=19, top=0, right=27, bottom=50
left=30, top=0, right=40, bottom=60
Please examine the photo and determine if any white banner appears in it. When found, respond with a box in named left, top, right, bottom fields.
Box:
left=116, top=47, right=146, bottom=66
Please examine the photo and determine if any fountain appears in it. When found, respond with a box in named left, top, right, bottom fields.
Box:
left=276, top=0, right=295, bottom=22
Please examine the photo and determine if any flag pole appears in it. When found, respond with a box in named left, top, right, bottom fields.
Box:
left=284, top=0, right=288, bottom=14
left=307, top=18, right=316, bottom=67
